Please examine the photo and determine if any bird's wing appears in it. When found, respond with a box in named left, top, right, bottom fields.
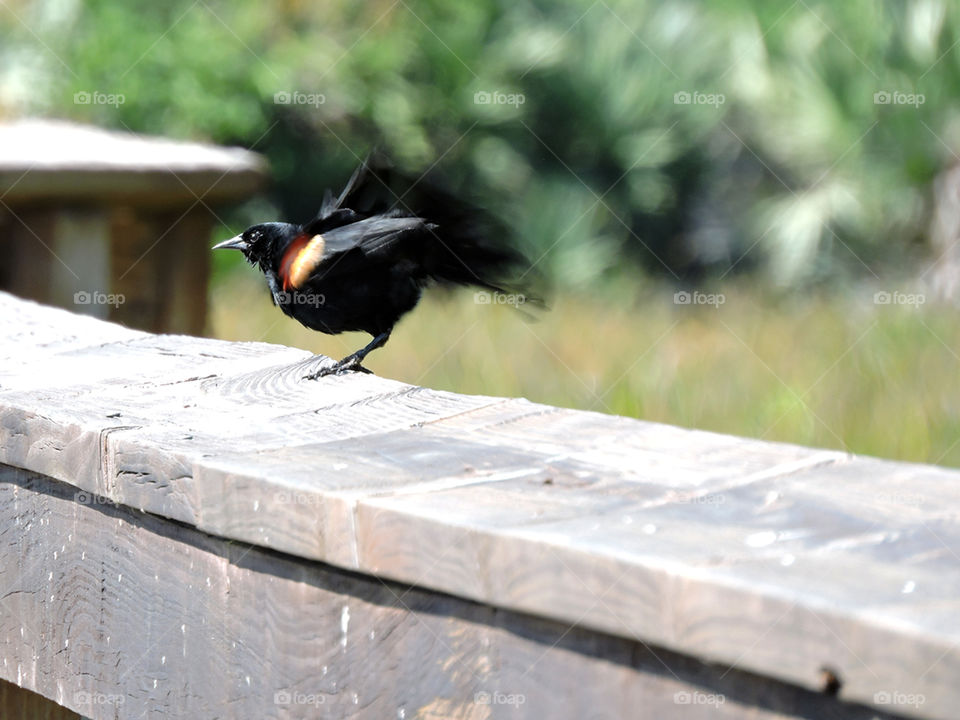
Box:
left=280, top=215, right=431, bottom=290
left=322, top=215, right=431, bottom=257
left=305, top=157, right=394, bottom=236
left=317, top=188, right=337, bottom=218
left=312, top=153, right=397, bottom=224
left=316, top=159, right=369, bottom=218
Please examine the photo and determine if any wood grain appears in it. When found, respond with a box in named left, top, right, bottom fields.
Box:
left=0, top=466, right=912, bottom=720
left=0, top=291, right=958, bottom=719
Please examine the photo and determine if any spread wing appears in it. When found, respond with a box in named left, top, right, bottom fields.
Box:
left=292, top=154, right=541, bottom=302
left=308, top=154, right=398, bottom=233
left=279, top=215, right=433, bottom=290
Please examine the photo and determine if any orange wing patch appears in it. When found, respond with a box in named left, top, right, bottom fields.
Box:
left=280, top=234, right=326, bottom=290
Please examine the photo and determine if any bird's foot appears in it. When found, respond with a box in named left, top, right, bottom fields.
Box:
left=303, top=355, right=372, bottom=380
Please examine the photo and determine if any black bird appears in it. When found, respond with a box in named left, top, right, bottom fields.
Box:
left=213, top=157, right=535, bottom=379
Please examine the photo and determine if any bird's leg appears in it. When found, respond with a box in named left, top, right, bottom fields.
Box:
left=304, top=330, right=392, bottom=380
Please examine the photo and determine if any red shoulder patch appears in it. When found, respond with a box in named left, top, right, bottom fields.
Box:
left=279, top=234, right=326, bottom=290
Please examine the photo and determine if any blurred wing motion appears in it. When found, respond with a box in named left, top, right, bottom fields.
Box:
left=215, top=152, right=543, bottom=379
left=304, top=154, right=539, bottom=297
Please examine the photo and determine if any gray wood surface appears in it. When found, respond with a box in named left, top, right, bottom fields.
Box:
left=0, top=291, right=958, bottom=719
left=0, top=119, right=265, bottom=204
left=0, top=466, right=912, bottom=720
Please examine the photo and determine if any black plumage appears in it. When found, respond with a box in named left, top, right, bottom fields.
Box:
left=213, top=157, right=535, bottom=378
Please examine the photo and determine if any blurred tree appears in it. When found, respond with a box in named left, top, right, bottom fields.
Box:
left=2, top=0, right=959, bottom=290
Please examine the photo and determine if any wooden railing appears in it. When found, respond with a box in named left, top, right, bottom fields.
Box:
left=0, top=290, right=955, bottom=719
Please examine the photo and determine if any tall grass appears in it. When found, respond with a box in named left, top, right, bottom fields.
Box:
left=209, top=274, right=960, bottom=468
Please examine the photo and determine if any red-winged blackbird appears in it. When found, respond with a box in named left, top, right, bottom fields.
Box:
left=214, top=157, right=536, bottom=379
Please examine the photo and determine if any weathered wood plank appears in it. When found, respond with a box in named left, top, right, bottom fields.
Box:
left=353, top=456, right=960, bottom=713
left=0, top=119, right=266, bottom=204
left=0, top=466, right=912, bottom=720
left=0, top=291, right=958, bottom=719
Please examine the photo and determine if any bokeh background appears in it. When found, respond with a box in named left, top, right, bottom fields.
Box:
left=3, top=0, right=959, bottom=466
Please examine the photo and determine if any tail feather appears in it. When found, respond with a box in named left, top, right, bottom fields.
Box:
left=420, top=215, right=530, bottom=297
left=398, top=170, right=542, bottom=303
left=321, top=153, right=544, bottom=305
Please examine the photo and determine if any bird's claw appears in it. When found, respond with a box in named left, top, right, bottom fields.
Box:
left=303, top=357, right=372, bottom=381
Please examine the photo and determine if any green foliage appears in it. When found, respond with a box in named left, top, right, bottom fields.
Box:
left=3, top=0, right=954, bottom=459
left=4, top=0, right=960, bottom=287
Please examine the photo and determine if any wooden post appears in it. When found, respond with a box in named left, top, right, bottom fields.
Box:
left=0, top=119, right=266, bottom=334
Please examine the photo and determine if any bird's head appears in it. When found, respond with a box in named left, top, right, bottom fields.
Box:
left=213, top=222, right=300, bottom=274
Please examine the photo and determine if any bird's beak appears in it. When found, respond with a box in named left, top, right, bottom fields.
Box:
left=212, top=235, right=248, bottom=251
